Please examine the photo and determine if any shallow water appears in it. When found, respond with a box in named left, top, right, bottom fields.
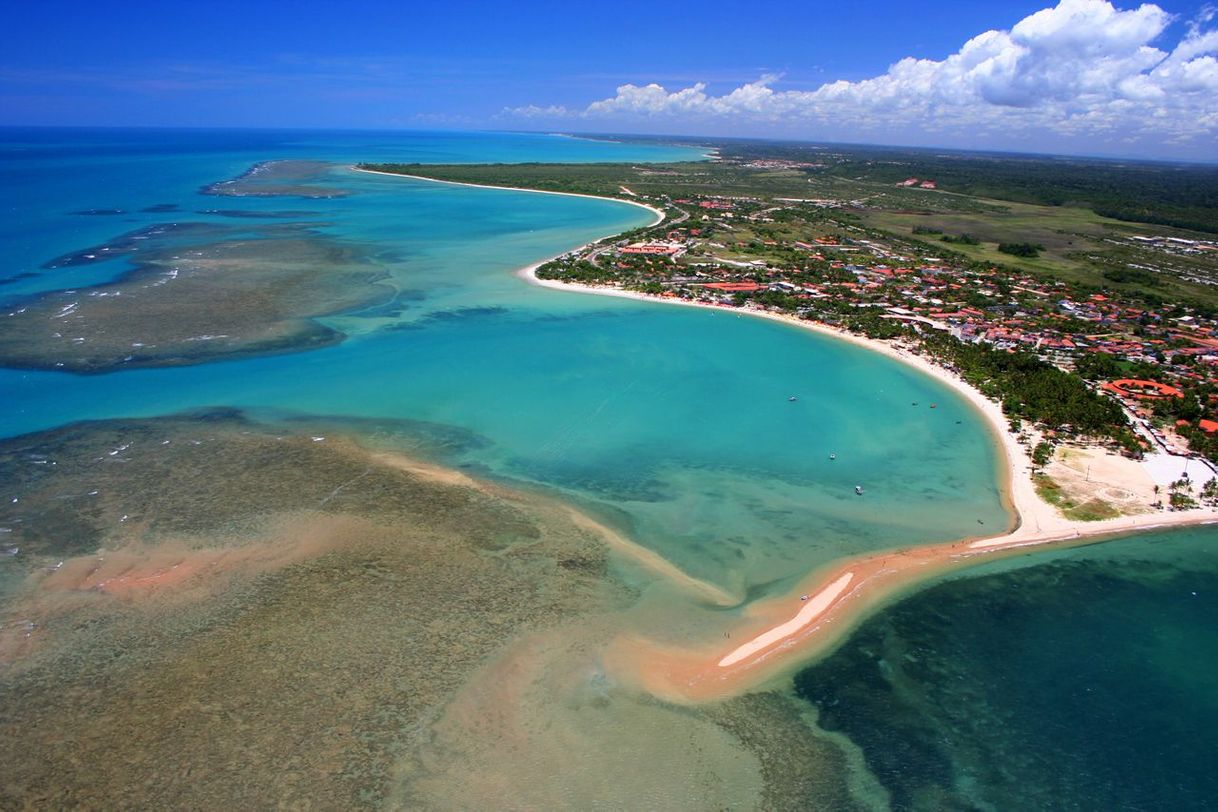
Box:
left=1, top=129, right=1008, bottom=596
left=4, top=128, right=1207, bottom=808
left=0, top=413, right=635, bottom=807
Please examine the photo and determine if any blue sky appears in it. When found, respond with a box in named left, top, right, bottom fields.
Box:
left=3, top=0, right=1216, bottom=159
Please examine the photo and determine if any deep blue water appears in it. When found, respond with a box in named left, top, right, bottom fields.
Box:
left=795, top=526, right=1218, bottom=810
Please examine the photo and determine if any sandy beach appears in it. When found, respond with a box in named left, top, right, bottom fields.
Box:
left=351, top=166, right=666, bottom=225
left=362, top=166, right=1218, bottom=701
left=515, top=271, right=1218, bottom=698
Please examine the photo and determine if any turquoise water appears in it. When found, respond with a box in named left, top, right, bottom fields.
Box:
left=795, top=526, right=1218, bottom=810
left=0, top=128, right=1007, bottom=593
left=4, top=128, right=1216, bottom=806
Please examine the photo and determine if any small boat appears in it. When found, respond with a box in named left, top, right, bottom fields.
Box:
left=829, top=453, right=837, bottom=460
left=788, top=396, right=798, bottom=402
left=930, top=403, right=937, bottom=409
left=855, top=485, right=864, bottom=495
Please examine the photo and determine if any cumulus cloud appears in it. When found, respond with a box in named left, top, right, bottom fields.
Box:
left=506, top=0, right=1218, bottom=152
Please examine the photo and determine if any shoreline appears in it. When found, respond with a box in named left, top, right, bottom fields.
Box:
left=516, top=271, right=1218, bottom=700
left=519, top=269, right=1218, bottom=536
left=357, top=164, right=1218, bottom=700
left=351, top=166, right=667, bottom=226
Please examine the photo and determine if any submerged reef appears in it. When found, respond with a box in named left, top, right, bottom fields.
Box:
left=201, top=160, right=351, bottom=199
left=0, top=411, right=628, bottom=807
left=0, top=222, right=395, bottom=372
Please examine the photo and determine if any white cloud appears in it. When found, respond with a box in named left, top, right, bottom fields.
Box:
left=506, top=0, right=1218, bottom=154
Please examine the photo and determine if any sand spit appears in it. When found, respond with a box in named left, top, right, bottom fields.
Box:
left=346, top=168, right=1218, bottom=698
left=719, top=573, right=854, bottom=667
left=514, top=260, right=1218, bottom=699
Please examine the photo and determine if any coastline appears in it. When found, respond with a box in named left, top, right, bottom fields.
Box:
left=359, top=164, right=1218, bottom=700
left=517, top=269, right=1218, bottom=700
left=351, top=166, right=667, bottom=226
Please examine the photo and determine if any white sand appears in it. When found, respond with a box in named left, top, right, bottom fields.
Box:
left=718, top=573, right=854, bottom=667
left=350, top=167, right=665, bottom=224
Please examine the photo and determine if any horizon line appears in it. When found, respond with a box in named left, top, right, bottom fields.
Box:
left=1, top=123, right=1215, bottom=167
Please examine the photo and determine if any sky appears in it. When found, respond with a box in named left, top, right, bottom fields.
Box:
left=2, top=0, right=1216, bottom=160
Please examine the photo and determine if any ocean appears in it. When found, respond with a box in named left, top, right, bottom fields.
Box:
left=0, top=127, right=1209, bottom=808
left=0, top=127, right=1007, bottom=591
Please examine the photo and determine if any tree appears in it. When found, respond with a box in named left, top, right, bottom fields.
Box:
left=1032, top=441, right=1054, bottom=470
left=998, top=242, right=1044, bottom=258
left=1170, top=490, right=1198, bottom=510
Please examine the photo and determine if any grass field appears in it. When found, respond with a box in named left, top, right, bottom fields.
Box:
left=860, top=198, right=1218, bottom=307
left=1034, top=474, right=1121, bottom=521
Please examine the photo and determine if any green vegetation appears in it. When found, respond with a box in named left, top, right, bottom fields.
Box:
left=920, top=333, right=1133, bottom=445
left=998, top=242, right=1044, bottom=258
left=763, top=143, right=1218, bottom=234
left=1034, top=474, right=1121, bottom=521
left=1032, top=441, right=1054, bottom=470
left=1169, top=478, right=1200, bottom=510
left=535, top=257, right=607, bottom=284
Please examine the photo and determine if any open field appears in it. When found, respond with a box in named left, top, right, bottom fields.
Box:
left=860, top=200, right=1218, bottom=308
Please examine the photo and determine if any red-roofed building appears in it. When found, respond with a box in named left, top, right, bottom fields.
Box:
left=701, top=282, right=763, bottom=292
left=619, top=242, right=684, bottom=257
left=1102, top=379, right=1185, bottom=400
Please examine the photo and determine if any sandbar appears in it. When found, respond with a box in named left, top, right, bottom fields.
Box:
left=360, top=166, right=1218, bottom=701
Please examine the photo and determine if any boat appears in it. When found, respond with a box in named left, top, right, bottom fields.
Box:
left=855, top=485, right=864, bottom=495
left=930, top=403, right=937, bottom=409
left=829, top=453, right=837, bottom=460
left=788, top=396, right=798, bottom=402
